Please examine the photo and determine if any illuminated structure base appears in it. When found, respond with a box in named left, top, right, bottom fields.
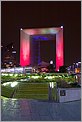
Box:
left=20, top=27, right=64, bottom=71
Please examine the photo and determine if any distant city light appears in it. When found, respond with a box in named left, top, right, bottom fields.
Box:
left=12, top=51, right=16, bottom=53
left=50, top=60, right=53, bottom=64
left=76, top=75, right=78, bottom=79
left=61, top=26, right=63, bottom=28
left=76, top=63, right=78, bottom=66
left=9, top=62, right=12, bottom=64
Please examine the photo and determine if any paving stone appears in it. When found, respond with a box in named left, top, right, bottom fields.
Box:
left=1, top=99, right=81, bottom=121
left=20, top=109, right=31, bottom=115
left=40, top=115, right=53, bottom=121
left=31, top=113, right=41, bottom=121
left=19, top=115, right=32, bottom=121
left=38, top=109, right=50, bottom=116
left=30, top=107, right=39, bottom=113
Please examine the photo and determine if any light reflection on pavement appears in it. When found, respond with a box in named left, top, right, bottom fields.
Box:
left=1, top=98, right=81, bottom=121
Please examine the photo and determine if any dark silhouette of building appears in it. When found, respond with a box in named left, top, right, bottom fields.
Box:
left=2, top=43, right=16, bottom=68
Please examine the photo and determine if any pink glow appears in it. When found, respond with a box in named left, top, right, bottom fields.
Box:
left=20, top=39, right=30, bottom=66
left=23, top=28, right=61, bottom=35
left=20, top=27, right=63, bottom=69
left=56, top=28, right=63, bottom=71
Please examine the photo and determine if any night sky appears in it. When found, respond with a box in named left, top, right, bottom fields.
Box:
left=1, top=1, right=81, bottom=66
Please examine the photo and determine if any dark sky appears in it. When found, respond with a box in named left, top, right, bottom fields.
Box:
left=1, top=1, right=81, bottom=66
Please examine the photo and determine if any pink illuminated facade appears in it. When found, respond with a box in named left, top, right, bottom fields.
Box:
left=20, top=27, right=64, bottom=70
left=20, top=30, right=30, bottom=66
left=56, top=28, right=64, bottom=70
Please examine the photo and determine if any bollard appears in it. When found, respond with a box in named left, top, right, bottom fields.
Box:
left=54, top=82, right=57, bottom=101
left=48, top=85, right=52, bottom=101
left=48, top=82, right=58, bottom=102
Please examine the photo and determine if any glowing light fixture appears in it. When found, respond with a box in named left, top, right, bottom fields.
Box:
left=9, top=74, right=13, bottom=76
left=49, top=82, right=54, bottom=88
left=50, top=60, right=53, bottom=64
left=1, top=73, right=8, bottom=76
left=14, top=74, right=18, bottom=77
left=50, top=82, right=52, bottom=87
left=75, top=75, right=78, bottom=80
left=61, top=26, right=63, bottom=28
left=51, top=82, right=54, bottom=88
left=44, top=76, right=55, bottom=79
left=12, top=51, right=16, bottom=53
left=31, top=76, right=40, bottom=79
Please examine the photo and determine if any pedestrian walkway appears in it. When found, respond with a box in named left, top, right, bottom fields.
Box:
left=1, top=98, right=81, bottom=121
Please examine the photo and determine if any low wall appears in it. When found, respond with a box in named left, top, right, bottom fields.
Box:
left=57, top=88, right=81, bottom=102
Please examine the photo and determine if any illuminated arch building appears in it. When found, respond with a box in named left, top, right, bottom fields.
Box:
left=20, top=27, right=64, bottom=71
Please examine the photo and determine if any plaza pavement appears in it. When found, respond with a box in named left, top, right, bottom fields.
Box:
left=1, top=98, right=81, bottom=121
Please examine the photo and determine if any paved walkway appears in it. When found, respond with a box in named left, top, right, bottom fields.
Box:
left=1, top=98, right=81, bottom=121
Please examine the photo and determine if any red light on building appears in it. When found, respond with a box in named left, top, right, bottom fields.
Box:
left=20, top=27, right=64, bottom=70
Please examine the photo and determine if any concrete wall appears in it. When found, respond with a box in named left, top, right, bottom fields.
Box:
left=58, top=88, right=81, bottom=102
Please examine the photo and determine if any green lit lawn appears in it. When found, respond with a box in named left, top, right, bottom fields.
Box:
left=14, top=94, right=48, bottom=100
left=14, top=83, right=49, bottom=100
left=1, top=72, right=75, bottom=100
left=1, top=85, right=15, bottom=98
left=1, top=82, right=50, bottom=100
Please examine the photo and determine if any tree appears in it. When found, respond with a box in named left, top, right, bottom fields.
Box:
left=47, top=64, right=54, bottom=73
left=59, top=66, right=67, bottom=73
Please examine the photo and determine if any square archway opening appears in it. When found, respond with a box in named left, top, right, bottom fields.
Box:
left=20, top=27, right=64, bottom=71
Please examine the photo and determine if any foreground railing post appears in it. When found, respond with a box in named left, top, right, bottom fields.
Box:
left=54, top=82, right=58, bottom=102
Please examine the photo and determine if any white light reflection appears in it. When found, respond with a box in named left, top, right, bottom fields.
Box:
left=2, top=82, right=12, bottom=86
left=11, top=82, right=18, bottom=87
left=2, top=81, right=18, bottom=88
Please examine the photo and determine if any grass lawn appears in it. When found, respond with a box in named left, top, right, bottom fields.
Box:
left=1, top=82, right=57, bottom=100
left=13, top=83, right=49, bottom=100
left=1, top=85, right=15, bottom=98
